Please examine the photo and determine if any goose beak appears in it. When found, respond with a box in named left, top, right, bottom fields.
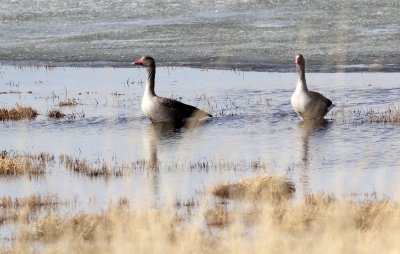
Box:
left=295, top=56, right=300, bottom=63
left=133, top=59, right=143, bottom=65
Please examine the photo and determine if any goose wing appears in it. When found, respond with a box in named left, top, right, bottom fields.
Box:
left=158, top=97, right=212, bottom=119
left=309, top=91, right=333, bottom=114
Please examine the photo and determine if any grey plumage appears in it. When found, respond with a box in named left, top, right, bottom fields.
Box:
left=133, top=56, right=212, bottom=122
left=291, top=54, right=333, bottom=120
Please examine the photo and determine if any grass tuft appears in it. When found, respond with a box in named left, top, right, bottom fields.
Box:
left=58, top=98, right=79, bottom=107
left=0, top=151, right=54, bottom=176
left=329, top=105, right=400, bottom=123
left=211, top=175, right=295, bottom=202
left=59, top=154, right=121, bottom=177
left=205, top=206, right=230, bottom=227
left=47, top=109, right=65, bottom=119
left=0, top=194, right=68, bottom=225
left=0, top=105, right=37, bottom=121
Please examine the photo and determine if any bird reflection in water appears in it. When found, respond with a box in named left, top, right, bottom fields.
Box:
left=294, top=119, right=332, bottom=192
left=142, top=119, right=209, bottom=200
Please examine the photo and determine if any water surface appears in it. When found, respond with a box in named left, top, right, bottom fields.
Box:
left=0, top=66, right=399, bottom=210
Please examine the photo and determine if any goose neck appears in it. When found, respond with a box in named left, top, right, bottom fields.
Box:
left=145, top=65, right=156, bottom=96
left=296, top=64, right=308, bottom=91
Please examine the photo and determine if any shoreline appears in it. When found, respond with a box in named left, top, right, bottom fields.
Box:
left=1, top=60, right=400, bottom=73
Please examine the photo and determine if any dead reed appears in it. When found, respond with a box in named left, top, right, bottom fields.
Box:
left=0, top=151, right=54, bottom=176
left=59, top=154, right=144, bottom=177
left=47, top=109, right=65, bottom=119
left=329, top=105, right=400, bottom=123
left=189, top=159, right=267, bottom=171
left=205, top=206, right=230, bottom=227
left=0, top=105, right=37, bottom=121
left=58, top=98, right=79, bottom=107
left=0, top=194, right=65, bottom=210
left=365, top=106, right=400, bottom=123
left=59, top=154, right=113, bottom=177
left=58, top=155, right=231, bottom=177
left=211, top=175, right=295, bottom=202
left=7, top=192, right=400, bottom=254
left=0, top=194, right=68, bottom=225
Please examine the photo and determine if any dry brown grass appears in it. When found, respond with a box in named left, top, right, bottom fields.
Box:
left=329, top=105, right=400, bottom=123
left=0, top=194, right=68, bottom=225
left=2, top=173, right=400, bottom=253
left=17, top=207, right=190, bottom=253
left=0, top=105, right=37, bottom=121
left=0, top=151, right=54, bottom=176
left=3, top=192, right=400, bottom=254
left=58, top=98, right=79, bottom=107
left=205, top=206, right=230, bottom=227
left=59, top=154, right=178, bottom=177
left=23, top=213, right=113, bottom=242
left=47, top=109, right=65, bottom=119
left=189, top=159, right=268, bottom=171
left=59, top=154, right=113, bottom=177
left=365, top=106, right=400, bottom=123
left=211, top=175, right=295, bottom=202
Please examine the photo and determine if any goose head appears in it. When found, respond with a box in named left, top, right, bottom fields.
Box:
left=295, top=54, right=305, bottom=66
left=133, top=56, right=155, bottom=67
left=295, top=54, right=306, bottom=76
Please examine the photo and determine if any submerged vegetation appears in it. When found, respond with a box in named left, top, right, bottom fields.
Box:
left=0, top=105, right=37, bottom=121
left=365, top=106, right=400, bottom=123
left=58, top=98, right=79, bottom=107
left=329, top=105, right=400, bottom=123
left=59, top=154, right=115, bottom=177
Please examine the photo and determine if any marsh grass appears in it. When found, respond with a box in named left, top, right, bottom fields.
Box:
left=59, top=154, right=114, bottom=177
left=0, top=105, right=37, bottom=121
left=0, top=176, right=399, bottom=253
left=0, top=151, right=54, bottom=176
left=205, top=206, right=230, bottom=227
left=0, top=194, right=68, bottom=225
left=365, top=106, right=400, bottom=123
left=4, top=191, right=400, bottom=254
left=189, top=159, right=267, bottom=171
left=59, top=154, right=145, bottom=177
left=47, top=109, right=65, bottom=119
left=58, top=98, right=79, bottom=107
left=0, top=194, right=65, bottom=210
left=211, top=175, right=295, bottom=202
left=329, top=105, right=400, bottom=123
left=58, top=155, right=269, bottom=178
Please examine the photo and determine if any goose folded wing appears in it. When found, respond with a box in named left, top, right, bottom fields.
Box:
left=158, top=97, right=211, bottom=119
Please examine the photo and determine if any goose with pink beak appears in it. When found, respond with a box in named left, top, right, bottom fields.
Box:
left=291, top=54, right=333, bottom=120
left=133, top=56, right=212, bottom=122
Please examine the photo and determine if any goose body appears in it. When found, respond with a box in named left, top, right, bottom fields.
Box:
left=133, top=56, right=212, bottom=123
left=291, top=54, right=332, bottom=120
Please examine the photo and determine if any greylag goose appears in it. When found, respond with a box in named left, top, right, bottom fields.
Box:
left=291, top=54, right=333, bottom=120
left=133, top=56, right=212, bottom=122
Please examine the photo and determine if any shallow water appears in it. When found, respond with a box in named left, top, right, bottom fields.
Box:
left=0, top=66, right=400, bottom=212
left=1, top=0, right=399, bottom=70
